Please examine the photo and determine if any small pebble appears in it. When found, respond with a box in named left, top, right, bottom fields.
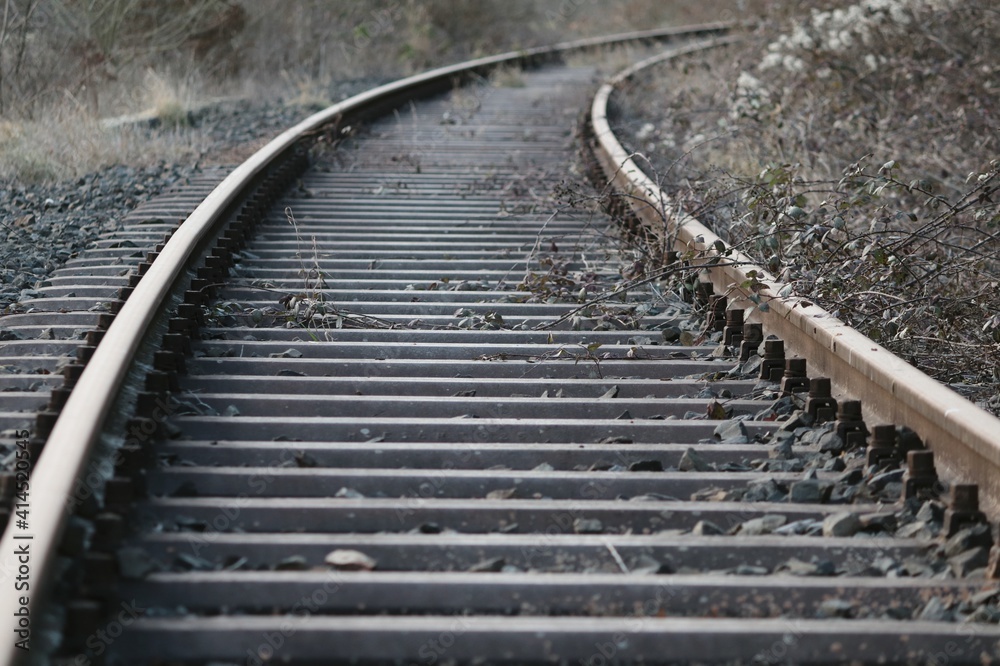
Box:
left=678, top=447, right=711, bottom=472
left=822, top=512, right=861, bottom=537
left=737, top=514, right=786, bottom=536
left=325, top=549, right=376, bottom=571
left=573, top=518, right=604, bottom=534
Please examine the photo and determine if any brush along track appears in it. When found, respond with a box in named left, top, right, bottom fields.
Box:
left=3, top=26, right=1000, bottom=666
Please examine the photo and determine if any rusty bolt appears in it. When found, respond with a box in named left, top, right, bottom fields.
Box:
left=723, top=309, right=744, bottom=347
left=902, top=450, right=939, bottom=500
left=835, top=400, right=868, bottom=446
left=780, top=358, right=809, bottom=395
left=943, top=484, right=987, bottom=537
left=62, top=600, right=105, bottom=650
left=62, top=362, right=86, bottom=387
left=35, top=410, right=59, bottom=439
left=759, top=339, right=785, bottom=382
left=104, top=477, right=135, bottom=512
left=92, top=513, right=126, bottom=553
left=96, top=313, right=114, bottom=330
left=694, top=281, right=714, bottom=307
left=739, top=323, right=764, bottom=362
left=866, top=424, right=900, bottom=468
left=46, top=387, right=72, bottom=412
left=76, top=345, right=97, bottom=363
left=806, top=377, right=837, bottom=424
left=709, top=296, right=727, bottom=332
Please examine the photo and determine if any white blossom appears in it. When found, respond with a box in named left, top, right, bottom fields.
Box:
left=635, top=123, right=656, bottom=141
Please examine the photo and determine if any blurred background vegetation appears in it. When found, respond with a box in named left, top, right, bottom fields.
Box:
left=0, top=0, right=736, bottom=182
left=0, top=0, right=730, bottom=119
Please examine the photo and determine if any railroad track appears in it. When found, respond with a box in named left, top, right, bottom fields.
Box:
left=3, top=22, right=1000, bottom=665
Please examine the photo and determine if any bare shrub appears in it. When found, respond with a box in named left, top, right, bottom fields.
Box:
left=1, top=0, right=748, bottom=184
left=615, top=0, right=1000, bottom=409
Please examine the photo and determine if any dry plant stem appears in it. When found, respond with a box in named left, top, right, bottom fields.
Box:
left=534, top=258, right=720, bottom=332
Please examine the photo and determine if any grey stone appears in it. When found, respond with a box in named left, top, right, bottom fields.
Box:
left=573, top=518, right=604, bottom=534
left=878, top=481, right=904, bottom=500
left=777, top=410, right=813, bottom=432
left=770, top=429, right=796, bottom=446
left=759, top=458, right=804, bottom=472
left=325, top=549, right=376, bottom=571
left=678, top=447, right=711, bottom=472
left=817, top=599, right=855, bottom=618
left=813, top=559, right=837, bottom=576
left=628, top=459, right=664, bottom=472
left=917, top=597, right=953, bottom=622
left=963, top=606, right=1000, bottom=624
left=691, top=519, right=724, bottom=536
left=818, top=431, right=845, bottom=453
left=822, top=512, right=862, bottom=537
left=660, top=326, right=681, bottom=342
left=823, top=457, right=846, bottom=472
left=738, top=514, right=787, bottom=535
left=895, top=521, right=932, bottom=539
left=739, top=355, right=762, bottom=376
left=789, top=479, right=832, bottom=503
left=916, top=501, right=945, bottom=524
left=871, top=556, right=900, bottom=575
left=770, top=438, right=794, bottom=460
left=629, top=492, right=682, bottom=502
left=768, top=396, right=797, bottom=416
left=901, top=557, right=935, bottom=577
left=743, top=478, right=787, bottom=502
left=858, top=513, right=897, bottom=533
left=117, top=547, right=161, bottom=579
left=714, top=419, right=749, bottom=443
left=774, top=518, right=822, bottom=536
left=943, top=524, right=993, bottom=558
left=867, top=469, right=904, bottom=491
left=691, top=486, right=730, bottom=502
left=970, top=588, right=1000, bottom=606
left=630, top=555, right=672, bottom=575
left=949, top=547, right=990, bottom=577
left=781, top=558, right=819, bottom=576
left=734, top=564, right=769, bottom=576
left=837, top=468, right=863, bottom=484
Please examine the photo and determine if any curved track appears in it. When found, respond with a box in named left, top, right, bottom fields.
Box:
left=2, top=23, right=1000, bottom=666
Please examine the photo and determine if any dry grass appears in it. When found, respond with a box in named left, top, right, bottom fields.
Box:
left=0, top=103, right=207, bottom=183
left=0, top=0, right=745, bottom=185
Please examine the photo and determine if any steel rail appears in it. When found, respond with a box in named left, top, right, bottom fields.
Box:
left=0, top=22, right=733, bottom=665
left=589, top=41, right=1000, bottom=513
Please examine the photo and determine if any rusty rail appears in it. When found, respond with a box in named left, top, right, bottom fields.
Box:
left=588, top=41, right=1000, bottom=516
